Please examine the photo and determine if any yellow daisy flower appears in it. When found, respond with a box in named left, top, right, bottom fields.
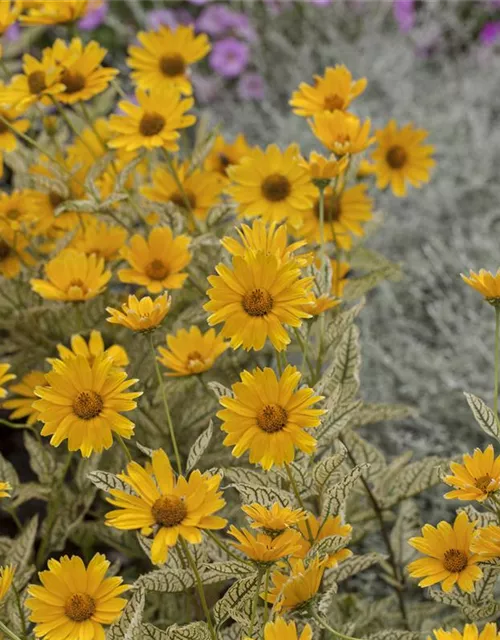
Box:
left=300, top=151, right=349, bottom=184
left=0, top=363, right=15, bottom=398
left=0, top=565, right=14, bottom=602
left=310, top=111, right=374, bottom=156
left=0, top=482, right=11, bottom=499
left=217, top=365, right=325, bottom=470
left=204, top=251, right=313, bottom=352
left=33, top=354, right=142, bottom=457
left=20, top=0, right=89, bottom=24
left=66, top=117, right=110, bottom=173
left=461, top=269, right=500, bottom=304
left=30, top=249, right=111, bottom=302
left=26, top=553, right=128, bottom=640
left=204, top=133, right=252, bottom=180
left=471, top=524, right=500, bottom=559
left=227, top=144, right=316, bottom=228
left=242, top=503, right=307, bottom=533
left=157, top=326, right=229, bottom=377
left=293, top=514, right=352, bottom=568
left=290, top=65, right=367, bottom=117
left=109, top=87, right=195, bottom=153
left=2, top=370, right=46, bottom=425
left=264, top=556, right=327, bottom=612
left=329, top=259, right=351, bottom=298
left=0, top=223, right=34, bottom=278
left=118, top=227, right=191, bottom=294
left=370, top=120, right=435, bottom=197
left=0, top=189, right=52, bottom=236
left=71, top=219, right=127, bottom=261
left=228, top=526, right=302, bottom=563
left=246, top=618, right=312, bottom=640
left=127, top=25, right=211, bottom=95
left=106, top=293, right=171, bottom=333
left=105, top=448, right=227, bottom=565
left=407, top=511, right=482, bottom=593
left=0, top=100, right=30, bottom=179
left=0, top=1, right=21, bottom=35
left=307, top=293, right=341, bottom=316
left=429, top=623, right=500, bottom=640
left=49, top=331, right=129, bottom=370
left=444, top=445, right=500, bottom=502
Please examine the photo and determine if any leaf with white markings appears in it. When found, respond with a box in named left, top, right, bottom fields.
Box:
left=107, top=589, right=145, bottom=640
left=134, top=568, right=195, bottom=592
left=186, top=421, right=213, bottom=471
left=88, top=471, right=131, bottom=494
left=464, top=392, right=500, bottom=441
left=327, top=552, right=384, bottom=583
left=309, top=534, right=351, bottom=560
left=23, top=433, right=56, bottom=483
left=207, top=381, right=232, bottom=400
left=232, top=483, right=293, bottom=508
left=0, top=451, right=19, bottom=492
left=321, top=464, right=369, bottom=518
left=313, top=447, right=347, bottom=490
left=213, top=575, right=257, bottom=625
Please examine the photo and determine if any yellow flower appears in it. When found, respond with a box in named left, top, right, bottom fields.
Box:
left=0, top=565, right=14, bottom=602
left=71, top=219, right=127, bottom=261
left=204, top=251, right=313, bottom=352
left=0, top=1, right=21, bottom=35
left=118, top=227, right=191, bottom=294
left=461, top=269, right=500, bottom=304
left=217, top=365, right=325, bottom=470
left=0, top=100, right=30, bottom=178
left=106, top=293, right=171, bottom=333
left=105, top=448, right=227, bottom=565
left=300, top=151, right=349, bottom=183
left=408, top=511, right=482, bottom=593
left=242, top=503, right=307, bottom=532
left=0, top=189, right=52, bottom=236
left=306, top=293, right=341, bottom=316
left=26, top=553, right=128, bottom=640
left=127, top=25, right=211, bottom=95
left=293, top=514, right=352, bottom=568
left=310, top=111, right=374, bottom=156
left=228, top=526, right=302, bottom=563
left=471, top=524, right=500, bottom=559
left=157, top=326, right=229, bottom=377
left=370, top=120, right=435, bottom=197
left=227, top=144, right=316, bottom=229
left=204, top=133, right=252, bottom=180
left=66, top=117, right=110, bottom=174
left=49, top=330, right=129, bottom=370
left=264, top=556, right=327, bottom=612
left=0, top=363, right=15, bottom=398
left=141, top=162, right=224, bottom=221
left=20, top=0, right=89, bottom=24
left=0, top=482, right=11, bottom=499
left=0, top=223, right=34, bottom=278
left=2, top=370, right=45, bottom=425
left=30, top=249, right=111, bottom=302
left=246, top=618, right=312, bottom=640
left=33, top=355, right=142, bottom=457
left=444, top=445, right=500, bottom=502
left=429, top=624, right=500, bottom=640
left=329, top=259, right=351, bottom=298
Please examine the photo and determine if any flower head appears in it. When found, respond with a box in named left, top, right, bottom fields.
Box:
left=0, top=482, right=11, bottom=499
left=107, top=294, right=171, bottom=333
left=429, top=624, right=500, bottom=640
left=0, top=224, right=34, bottom=278
left=246, top=617, right=312, bottom=640
left=49, top=331, right=128, bottom=370
left=293, top=514, right=352, bottom=568
left=0, top=100, right=30, bottom=178
left=301, top=151, right=349, bottom=185
left=158, top=326, right=229, bottom=377
left=2, top=370, right=45, bottom=425
left=204, top=133, right=252, bottom=179
left=0, top=565, right=14, bottom=602
left=0, top=362, right=15, bottom=398
left=242, top=503, right=307, bottom=533
left=310, top=111, right=374, bottom=156
left=461, top=269, right=500, bottom=305
left=471, top=524, right=500, bottom=559
left=264, top=556, right=327, bottom=612
left=228, top=526, right=302, bottom=563
left=0, top=1, right=21, bottom=35
left=209, top=38, right=249, bottom=78
left=20, top=0, right=89, bottom=24
left=71, top=219, right=127, bottom=261
left=444, top=445, right=500, bottom=502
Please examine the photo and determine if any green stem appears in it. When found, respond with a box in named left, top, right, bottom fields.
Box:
left=248, top=567, right=264, bottom=637
left=50, top=97, right=98, bottom=160
left=180, top=539, right=217, bottom=640
left=293, top=327, right=316, bottom=381
left=111, top=78, right=128, bottom=99
left=494, top=307, right=500, bottom=422
left=275, top=348, right=284, bottom=376
left=205, top=530, right=252, bottom=565
left=263, top=566, right=271, bottom=625
left=310, top=609, right=363, bottom=640
left=116, top=434, right=133, bottom=462
left=284, top=463, right=314, bottom=544
left=0, top=621, right=23, bottom=640
left=13, top=586, right=27, bottom=640
left=318, top=185, right=326, bottom=263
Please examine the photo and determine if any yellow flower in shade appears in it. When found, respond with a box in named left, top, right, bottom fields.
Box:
left=293, top=515, right=352, bottom=568
left=301, top=151, right=349, bottom=184
left=0, top=482, right=11, bottom=499
left=290, top=65, right=367, bottom=117
left=71, top=219, right=127, bottom=261
left=108, top=88, right=196, bottom=153
left=66, top=118, right=110, bottom=175
left=242, top=503, right=307, bottom=533
left=407, top=512, right=482, bottom=593
left=33, top=355, right=141, bottom=457
left=461, top=269, right=500, bottom=304
left=141, top=162, right=224, bottom=221
left=118, top=227, right=191, bottom=294
left=310, top=111, right=374, bottom=157
left=0, top=1, right=21, bottom=35
left=471, top=525, right=500, bottom=559
left=50, top=331, right=129, bottom=370
left=217, top=365, right=325, bottom=470
left=25, top=554, right=128, bottom=640
left=106, top=293, right=171, bottom=333
left=30, top=249, right=111, bottom=302
left=370, top=120, right=435, bottom=197
left=444, top=445, right=500, bottom=502
left=264, top=556, right=327, bottom=612
left=228, top=526, right=302, bottom=563
left=105, top=448, right=227, bottom=565
left=0, top=565, right=14, bottom=601
left=227, top=144, right=316, bottom=229
left=0, top=363, right=15, bottom=398
left=20, top=0, right=89, bottom=24
left=0, top=101, right=30, bottom=178
left=204, top=133, right=252, bottom=180
left=204, top=251, right=313, bottom=352
left=0, top=224, right=34, bottom=278
left=157, top=326, right=229, bottom=377
left=246, top=618, right=312, bottom=640
left=2, top=371, right=45, bottom=425
left=127, top=25, right=211, bottom=95
left=0, top=189, right=52, bottom=236
left=429, top=624, right=500, bottom=640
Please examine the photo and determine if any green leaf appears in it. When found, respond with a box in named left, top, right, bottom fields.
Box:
left=212, top=574, right=257, bottom=626
left=367, top=632, right=420, bottom=640
left=11, top=482, right=51, bottom=507
left=88, top=470, right=131, bottom=494
left=342, top=431, right=386, bottom=479
left=9, top=516, right=38, bottom=572
left=461, top=505, right=497, bottom=529
left=0, top=451, right=19, bottom=492
left=232, top=482, right=293, bottom=508
left=134, top=568, right=195, bottom=592
left=464, top=392, right=500, bottom=441
left=199, top=561, right=253, bottom=584
left=224, top=467, right=281, bottom=488
left=321, top=463, right=369, bottom=518
left=317, top=400, right=362, bottom=442
left=186, top=421, right=213, bottom=472
left=313, top=447, right=347, bottom=490
left=327, top=552, right=384, bottom=583
left=309, top=533, right=351, bottom=560
left=343, top=265, right=402, bottom=301
left=356, top=403, right=417, bottom=427
left=165, top=623, right=212, bottom=640
left=207, top=381, right=232, bottom=400
left=107, top=589, right=145, bottom=640
left=380, top=456, right=448, bottom=507
left=390, top=500, right=421, bottom=567
left=23, top=432, right=57, bottom=484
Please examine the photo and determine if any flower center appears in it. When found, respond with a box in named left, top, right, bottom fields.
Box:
left=261, top=174, right=291, bottom=202
left=0, top=239, right=11, bottom=260
left=73, top=390, right=104, bottom=420
left=170, top=191, right=196, bottom=210
left=159, top=54, right=186, bottom=77
left=68, top=278, right=89, bottom=295
left=186, top=350, right=205, bottom=372
left=386, top=145, right=407, bottom=169
left=324, top=94, right=344, bottom=111
left=314, top=193, right=340, bottom=222
left=27, top=70, right=46, bottom=94
left=475, top=474, right=493, bottom=493
left=257, top=404, right=288, bottom=433
left=139, top=112, right=165, bottom=137
left=242, top=288, right=273, bottom=317
left=218, top=153, right=231, bottom=174
left=49, top=191, right=65, bottom=208
left=61, top=69, right=86, bottom=94
left=64, top=593, right=96, bottom=622
left=145, top=259, right=169, bottom=281
left=151, top=495, right=187, bottom=527
left=443, top=549, right=468, bottom=573
left=6, top=208, right=20, bottom=221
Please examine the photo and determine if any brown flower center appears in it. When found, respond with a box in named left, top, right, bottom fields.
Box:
left=139, top=112, right=165, bottom=137
left=49, top=191, right=65, bottom=208
left=0, top=118, right=9, bottom=134
left=170, top=191, right=196, bottom=210
left=475, top=474, right=493, bottom=493
left=68, top=278, right=89, bottom=295
left=152, top=495, right=187, bottom=527
left=27, top=70, right=46, bottom=94
left=314, top=193, right=341, bottom=223
left=159, top=54, right=186, bottom=77
left=6, top=208, right=20, bottom=221
left=261, top=174, right=291, bottom=202
left=242, top=288, right=273, bottom=317
left=257, top=404, right=288, bottom=433
left=324, top=94, right=344, bottom=111
left=218, top=153, right=231, bottom=174
left=73, top=390, right=104, bottom=420
left=443, top=549, right=468, bottom=573
left=65, top=593, right=96, bottom=622
left=0, top=239, right=11, bottom=260
left=145, top=259, right=170, bottom=281
left=61, top=69, right=86, bottom=94
left=386, top=145, right=407, bottom=169
left=186, top=350, right=205, bottom=371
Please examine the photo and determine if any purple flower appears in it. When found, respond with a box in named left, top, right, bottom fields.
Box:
left=187, top=0, right=212, bottom=4
left=309, top=0, right=332, bottom=5
left=146, top=8, right=194, bottom=30
left=480, top=21, right=500, bottom=46
left=393, top=0, right=415, bottom=33
left=79, top=0, right=108, bottom=30
left=209, top=38, right=249, bottom=78
left=237, top=73, right=266, bottom=101
left=196, top=4, right=255, bottom=41
left=5, top=22, right=20, bottom=41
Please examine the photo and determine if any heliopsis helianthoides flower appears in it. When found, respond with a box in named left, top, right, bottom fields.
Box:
left=0, top=188, right=51, bottom=235
left=294, top=515, right=352, bottom=568
left=141, top=162, right=224, bottom=221
left=0, top=100, right=30, bottom=178
left=301, top=151, right=349, bottom=186
left=0, top=363, right=15, bottom=398
left=0, top=223, right=34, bottom=278
left=204, top=251, right=313, bottom=352
left=2, top=370, right=46, bottom=425
left=370, top=120, right=435, bottom=197
left=105, top=448, right=227, bottom=564
left=106, top=293, right=171, bottom=333
left=157, top=326, right=229, bottom=377
left=33, top=355, right=141, bottom=457
left=50, top=331, right=129, bottom=370
left=429, top=624, right=500, bottom=640
left=444, top=445, right=500, bottom=502
left=471, top=524, right=500, bottom=560
left=25, top=553, right=128, bottom=640
left=217, top=365, right=325, bottom=470
left=265, top=556, right=327, bottom=612
left=0, top=565, right=14, bottom=601
left=242, top=503, right=307, bottom=533
left=204, top=133, right=252, bottom=180
left=228, top=526, right=302, bottom=564
left=0, top=1, right=21, bottom=35
left=30, top=249, right=111, bottom=302
left=407, top=511, right=482, bottom=593
left=127, top=25, right=211, bottom=95
left=118, top=227, right=191, bottom=293
left=109, top=87, right=195, bottom=153
left=20, top=0, right=89, bottom=25
left=0, top=482, right=11, bottom=498
left=71, top=219, right=127, bottom=261
left=461, top=269, right=500, bottom=305
left=246, top=617, right=312, bottom=640
left=311, top=111, right=374, bottom=157
left=226, top=144, right=316, bottom=229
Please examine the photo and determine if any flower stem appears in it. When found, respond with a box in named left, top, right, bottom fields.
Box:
left=318, top=185, right=326, bottom=263
left=116, top=434, right=132, bottom=462
left=0, top=621, right=23, bottom=640
left=263, top=566, right=271, bottom=625
left=310, top=609, right=363, bottom=640
left=248, top=567, right=264, bottom=637
left=285, top=463, right=314, bottom=544
left=275, top=348, right=284, bottom=376
left=293, top=327, right=316, bottom=381
left=205, top=530, right=252, bottom=565
left=13, top=586, right=27, bottom=640
left=494, top=306, right=500, bottom=423
left=180, top=539, right=217, bottom=640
